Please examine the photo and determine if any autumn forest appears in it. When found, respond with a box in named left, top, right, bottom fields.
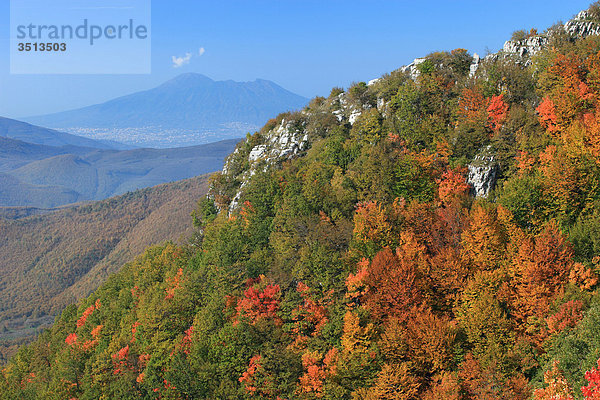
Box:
left=3, top=4, right=600, bottom=400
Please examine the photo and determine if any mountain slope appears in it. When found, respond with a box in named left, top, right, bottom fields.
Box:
left=24, top=74, right=309, bottom=147
left=0, top=175, right=211, bottom=363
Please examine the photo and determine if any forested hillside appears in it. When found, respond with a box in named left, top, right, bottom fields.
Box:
left=0, top=175, right=210, bottom=364
left=3, top=4, right=600, bottom=399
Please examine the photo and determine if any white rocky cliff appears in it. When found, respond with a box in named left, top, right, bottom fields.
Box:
left=222, top=118, right=309, bottom=211
left=467, top=147, right=497, bottom=198
left=501, top=10, right=600, bottom=61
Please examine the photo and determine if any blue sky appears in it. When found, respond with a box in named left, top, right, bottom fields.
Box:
left=0, top=0, right=594, bottom=118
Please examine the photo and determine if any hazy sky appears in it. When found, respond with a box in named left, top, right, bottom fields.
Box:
left=0, top=0, right=594, bottom=118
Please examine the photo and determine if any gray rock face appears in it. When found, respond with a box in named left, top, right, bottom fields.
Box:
left=469, top=53, right=481, bottom=78
left=376, top=97, right=388, bottom=116
left=400, top=57, right=427, bottom=80
left=248, top=119, right=309, bottom=165
left=224, top=118, right=309, bottom=211
left=564, top=10, right=600, bottom=38
left=502, top=36, right=549, bottom=58
left=467, top=148, right=497, bottom=198
left=331, top=92, right=372, bottom=126
left=499, top=10, right=600, bottom=66
left=222, top=83, right=381, bottom=212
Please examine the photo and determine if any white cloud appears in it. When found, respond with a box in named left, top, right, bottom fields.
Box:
left=171, top=47, right=206, bottom=68
left=172, top=53, right=192, bottom=68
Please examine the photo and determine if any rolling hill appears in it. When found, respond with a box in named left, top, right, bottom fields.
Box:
left=0, top=136, right=95, bottom=170
left=0, top=137, right=239, bottom=207
left=0, top=173, right=80, bottom=207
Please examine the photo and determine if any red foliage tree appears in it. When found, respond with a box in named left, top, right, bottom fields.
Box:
left=546, top=300, right=585, bottom=336
left=65, top=333, right=77, bottom=347
left=235, top=275, right=282, bottom=325
left=583, top=358, right=600, bottom=399
left=239, top=354, right=262, bottom=393
left=536, top=99, right=558, bottom=136
left=165, top=268, right=183, bottom=300
left=290, top=282, right=330, bottom=349
left=487, top=94, right=509, bottom=133
left=437, top=168, right=470, bottom=205
left=76, top=299, right=100, bottom=328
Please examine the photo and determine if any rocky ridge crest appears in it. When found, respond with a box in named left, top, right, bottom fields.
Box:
left=214, top=6, right=600, bottom=207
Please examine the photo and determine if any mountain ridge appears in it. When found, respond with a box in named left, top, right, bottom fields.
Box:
left=0, top=116, right=130, bottom=150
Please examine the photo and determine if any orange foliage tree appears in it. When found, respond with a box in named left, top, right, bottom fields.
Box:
left=457, top=87, right=489, bottom=124
left=510, top=222, right=581, bottom=344
left=363, top=362, right=420, bottom=400
left=363, top=248, right=422, bottom=322
left=461, top=205, right=505, bottom=271
left=239, top=354, right=262, bottom=394
left=379, top=307, right=456, bottom=375
left=534, top=360, right=574, bottom=400
left=537, top=49, right=600, bottom=161
left=298, top=348, right=338, bottom=397
left=422, top=372, right=461, bottom=400
left=352, top=200, right=399, bottom=258
left=458, top=352, right=530, bottom=400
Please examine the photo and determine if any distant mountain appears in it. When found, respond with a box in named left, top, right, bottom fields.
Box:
left=0, top=116, right=130, bottom=150
left=23, top=74, right=309, bottom=147
left=0, top=138, right=238, bottom=207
